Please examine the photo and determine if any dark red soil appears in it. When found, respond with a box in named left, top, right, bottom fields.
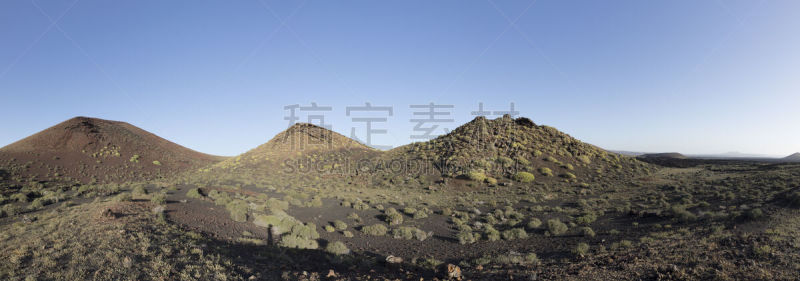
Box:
left=0, top=117, right=225, bottom=183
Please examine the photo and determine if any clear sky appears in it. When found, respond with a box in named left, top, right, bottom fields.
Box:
left=1, top=0, right=798, bottom=157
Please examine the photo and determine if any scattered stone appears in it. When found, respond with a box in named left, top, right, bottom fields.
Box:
left=100, top=208, right=115, bottom=219
left=386, top=255, right=403, bottom=264
left=326, top=269, right=336, bottom=278
left=445, top=264, right=462, bottom=280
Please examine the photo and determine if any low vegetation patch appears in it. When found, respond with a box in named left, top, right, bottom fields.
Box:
left=513, top=172, right=535, bottom=183
left=361, top=224, right=388, bottom=236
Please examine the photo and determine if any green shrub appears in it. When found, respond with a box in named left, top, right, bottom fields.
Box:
left=620, top=240, right=634, bottom=248
left=575, top=212, right=597, bottom=225
left=151, top=192, right=167, bottom=205
left=562, top=164, right=574, bottom=170
left=324, top=225, right=336, bottom=232
left=526, top=218, right=542, bottom=229
left=362, top=224, right=388, bottom=236
left=579, top=227, right=596, bottom=237
left=392, top=226, right=430, bottom=241
left=502, top=228, right=528, bottom=240
left=343, top=231, right=354, bottom=238
left=573, top=242, right=590, bottom=256
left=413, top=210, right=428, bottom=219
left=347, top=212, right=360, bottom=220
left=753, top=244, right=772, bottom=257
left=538, top=167, right=553, bottom=176
left=577, top=155, right=591, bottom=164
left=496, top=156, right=514, bottom=167
left=457, top=231, right=478, bottom=244
left=485, top=177, right=498, bottom=186
left=267, top=198, right=289, bottom=212
left=669, top=206, right=697, bottom=222
left=129, top=155, right=139, bottom=163
left=484, top=225, right=501, bottom=241
left=253, top=213, right=297, bottom=235
left=325, top=241, right=350, bottom=255
left=210, top=191, right=232, bottom=206
left=333, top=220, right=348, bottom=231
left=494, top=252, right=539, bottom=265
left=113, top=192, right=133, bottom=202
left=2, top=205, right=19, bottom=216
left=547, top=219, right=568, bottom=235
left=746, top=208, right=764, bottom=220
left=385, top=208, right=404, bottom=225
left=279, top=234, right=318, bottom=249
left=29, top=197, right=51, bottom=209
left=224, top=202, right=247, bottom=222
left=186, top=188, right=203, bottom=199
left=416, top=257, right=443, bottom=270
left=290, top=222, right=320, bottom=240
left=307, top=196, right=323, bottom=208
left=152, top=160, right=162, bottom=166
left=466, top=170, right=487, bottom=182
left=513, top=172, right=535, bottom=183
left=403, top=207, right=417, bottom=215
left=132, top=185, right=147, bottom=196
left=353, top=201, right=370, bottom=210
left=10, top=193, right=28, bottom=203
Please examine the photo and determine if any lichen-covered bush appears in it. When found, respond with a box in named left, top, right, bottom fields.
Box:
left=325, top=241, right=350, bottom=255
left=361, top=224, right=388, bottom=236
left=513, top=172, right=535, bottom=183
left=547, top=219, right=568, bottom=235
left=501, top=228, right=528, bottom=240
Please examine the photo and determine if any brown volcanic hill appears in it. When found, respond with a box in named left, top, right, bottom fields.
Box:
left=211, top=123, right=376, bottom=174
left=0, top=117, right=225, bottom=183
left=783, top=153, right=800, bottom=162
left=385, top=115, right=649, bottom=183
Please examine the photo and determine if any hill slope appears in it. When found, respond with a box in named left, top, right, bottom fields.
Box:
left=196, top=116, right=650, bottom=187
left=783, top=152, right=800, bottom=162
left=385, top=115, right=649, bottom=184
left=211, top=123, right=377, bottom=175
left=0, top=117, right=224, bottom=183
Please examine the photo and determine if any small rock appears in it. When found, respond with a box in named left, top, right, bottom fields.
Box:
left=100, top=208, right=115, bottom=219
left=326, top=269, right=336, bottom=278
left=386, top=255, right=403, bottom=264
left=445, top=264, right=462, bottom=280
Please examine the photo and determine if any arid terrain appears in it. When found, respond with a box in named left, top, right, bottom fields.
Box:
left=1, top=116, right=799, bottom=280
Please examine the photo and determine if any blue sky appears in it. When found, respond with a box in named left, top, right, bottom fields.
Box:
left=1, top=0, right=798, bottom=156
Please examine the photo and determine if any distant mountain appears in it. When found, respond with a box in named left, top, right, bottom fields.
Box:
left=639, top=153, right=688, bottom=159
left=609, top=150, right=646, bottom=157
left=689, top=152, right=776, bottom=159
left=0, top=117, right=224, bottom=183
left=783, top=153, right=800, bottom=162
